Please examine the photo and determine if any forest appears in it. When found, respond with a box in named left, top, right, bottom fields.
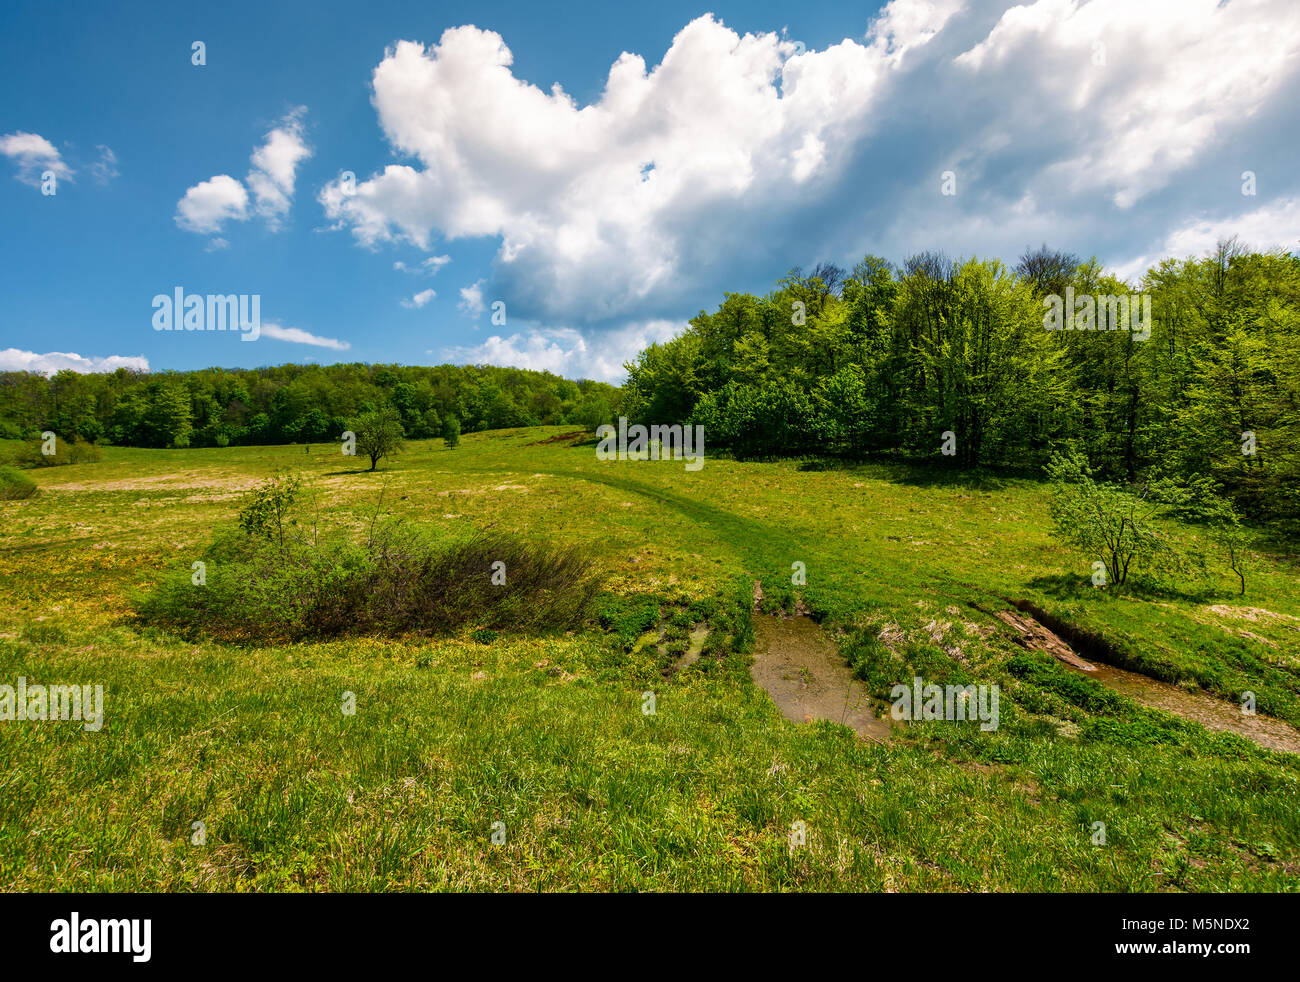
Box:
left=0, top=361, right=621, bottom=449
left=625, top=242, right=1300, bottom=527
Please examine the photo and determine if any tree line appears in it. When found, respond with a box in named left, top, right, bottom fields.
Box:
left=623, top=241, right=1300, bottom=526
left=0, top=361, right=621, bottom=450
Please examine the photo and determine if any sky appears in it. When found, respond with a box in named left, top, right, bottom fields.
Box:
left=2, top=0, right=1298, bottom=382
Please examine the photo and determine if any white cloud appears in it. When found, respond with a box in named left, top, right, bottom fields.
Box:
left=259, top=322, right=350, bottom=350
left=458, top=279, right=485, bottom=316
left=869, top=0, right=966, bottom=63
left=176, top=109, right=312, bottom=238
left=443, top=320, right=682, bottom=382
left=175, top=174, right=249, bottom=234
left=321, top=15, right=893, bottom=322
left=1113, top=196, right=1300, bottom=283
left=0, top=348, right=148, bottom=375
left=0, top=131, right=73, bottom=188
left=246, top=107, right=312, bottom=227
left=952, top=0, right=1300, bottom=210
left=394, top=255, right=451, bottom=275
left=400, top=288, right=436, bottom=308
left=319, top=2, right=1300, bottom=327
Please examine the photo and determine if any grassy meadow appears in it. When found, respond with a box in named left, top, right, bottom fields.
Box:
left=1, top=428, right=1298, bottom=890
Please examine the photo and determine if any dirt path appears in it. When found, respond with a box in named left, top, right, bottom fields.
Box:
left=749, top=610, right=894, bottom=743
left=999, top=606, right=1300, bottom=755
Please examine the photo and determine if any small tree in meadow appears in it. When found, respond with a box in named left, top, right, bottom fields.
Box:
left=352, top=405, right=405, bottom=471
left=1209, top=520, right=1254, bottom=595
left=443, top=416, right=461, bottom=449
left=1044, top=451, right=1192, bottom=587
left=238, top=472, right=302, bottom=548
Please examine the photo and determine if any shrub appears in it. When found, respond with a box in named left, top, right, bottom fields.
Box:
left=139, top=478, right=604, bottom=640
left=0, top=466, right=37, bottom=500
left=443, top=417, right=461, bottom=449
left=12, top=436, right=103, bottom=467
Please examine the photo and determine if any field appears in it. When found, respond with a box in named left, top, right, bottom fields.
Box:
left=2, top=429, right=1298, bottom=891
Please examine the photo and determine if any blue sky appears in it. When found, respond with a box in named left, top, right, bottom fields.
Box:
left=2, top=0, right=1298, bottom=381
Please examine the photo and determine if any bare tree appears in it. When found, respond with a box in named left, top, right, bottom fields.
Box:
left=903, top=250, right=954, bottom=282
left=1014, top=243, right=1080, bottom=296
left=809, top=261, right=846, bottom=297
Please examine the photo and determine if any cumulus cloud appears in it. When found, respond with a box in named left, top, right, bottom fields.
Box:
left=400, top=288, right=436, bottom=308
left=321, top=15, right=889, bottom=322
left=0, top=348, right=148, bottom=375
left=441, top=320, right=682, bottom=382
left=259, top=322, right=350, bottom=350
left=320, top=1, right=1300, bottom=329
left=0, top=131, right=73, bottom=188
left=176, top=109, right=312, bottom=238
left=175, top=174, right=249, bottom=234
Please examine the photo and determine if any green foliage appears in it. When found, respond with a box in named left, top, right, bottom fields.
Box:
left=622, top=245, right=1300, bottom=528
left=1043, top=450, right=1194, bottom=586
left=9, top=435, right=102, bottom=467
left=0, top=465, right=37, bottom=500
left=351, top=405, right=405, bottom=471
left=689, top=378, right=818, bottom=459
left=1208, top=518, right=1256, bottom=596
left=237, top=471, right=302, bottom=545
left=0, top=362, right=623, bottom=451
left=443, top=416, right=461, bottom=448
left=595, top=594, right=661, bottom=648
left=570, top=392, right=614, bottom=431
left=140, top=479, right=605, bottom=641
left=144, top=378, right=193, bottom=448
left=1007, top=654, right=1124, bottom=713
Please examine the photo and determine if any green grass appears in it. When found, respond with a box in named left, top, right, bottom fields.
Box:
left=1, top=428, right=1297, bottom=890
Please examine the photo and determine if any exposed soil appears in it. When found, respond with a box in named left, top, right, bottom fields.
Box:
left=1001, top=603, right=1300, bottom=755
left=749, top=607, right=893, bottom=743
left=995, top=609, right=1095, bottom=671
left=1204, top=604, right=1300, bottom=625
left=526, top=430, right=588, bottom=446
left=49, top=474, right=260, bottom=493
